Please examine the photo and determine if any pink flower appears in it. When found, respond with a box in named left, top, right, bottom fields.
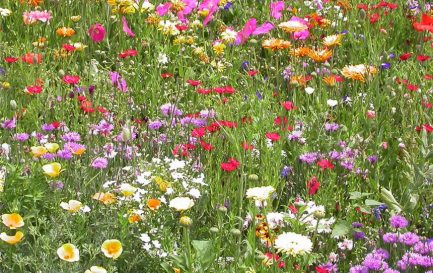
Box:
left=199, top=0, right=220, bottom=26
left=235, top=18, right=257, bottom=45
left=290, top=16, right=309, bottom=40
left=62, top=75, right=80, bottom=85
left=122, top=16, right=135, bottom=37
left=156, top=2, right=172, bottom=16
left=88, top=23, right=106, bottom=43
left=270, top=1, right=284, bottom=20
left=23, top=10, right=52, bottom=25
left=252, top=22, right=274, bottom=35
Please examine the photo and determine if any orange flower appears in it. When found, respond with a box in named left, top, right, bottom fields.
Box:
left=307, top=49, right=333, bottom=63
left=92, top=192, right=116, bottom=205
left=2, top=213, right=24, bottom=229
left=21, top=52, right=42, bottom=64
left=262, top=38, right=291, bottom=51
left=147, top=198, right=161, bottom=211
left=128, top=214, right=141, bottom=223
left=56, top=27, right=75, bottom=37
left=101, top=239, right=123, bottom=259
left=0, top=231, right=24, bottom=245
left=20, top=0, right=43, bottom=6
left=341, top=64, right=377, bottom=82
left=290, top=47, right=311, bottom=57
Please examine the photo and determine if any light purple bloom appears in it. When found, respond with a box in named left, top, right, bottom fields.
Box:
left=13, top=133, right=29, bottom=142
left=91, top=157, right=108, bottom=169
left=390, top=215, right=408, bottom=229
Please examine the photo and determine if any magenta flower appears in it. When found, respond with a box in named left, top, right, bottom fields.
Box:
left=122, top=16, right=135, bottom=37
left=270, top=1, right=284, bottom=20
left=88, top=23, right=106, bottom=43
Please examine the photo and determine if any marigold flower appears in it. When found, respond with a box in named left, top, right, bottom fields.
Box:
left=262, top=38, right=291, bottom=51
left=57, top=243, right=80, bottom=262
left=42, top=162, right=62, bottom=178
left=0, top=231, right=24, bottom=245
left=56, top=27, right=75, bottom=37
left=307, top=49, right=333, bottom=63
left=147, top=198, right=162, bottom=210
left=2, top=213, right=24, bottom=229
left=101, top=239, right=123, bottom=259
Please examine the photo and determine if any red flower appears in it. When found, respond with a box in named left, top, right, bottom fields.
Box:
left=288, top=204, right=298, bottom=214
left=315, top=266, right=329, bottom=273
left=62, top=44, right=76, bottom=52
left=200, top=140, right=213, bottom=151
left=4, top=57, right=19, bottom=63
left=241, top=142, right=254, bottom=151
left=62, top=75, right=80, bottom=85
left=21, top=53, right=42, bottom=64
left=118, top=49, right=138, bottom=58
left=413, top=14, right=433, bottom=32
left=274, top=116, right=288, bottom=126
left=248, top=70, right=258, bottom=76
left=197, top=88, right=212, bottom=94
left=186, top=79, right=201, bottom=86
left=161, top=73, right=174, bottom=78
left=175, top=24, right=188, bottom=31
left=316, top=159, right=334, bottom=170
left=307, top=176, right=320, bottom=196
left=406, top=84, right=419, bottom=91
left=399, top=53, right=412, bottom=61
left=265, top=132, right=280, bottom=142
left=25, top=85, right=43, bottom=95
left=80, top=101, right=95, bottom=113
left=417, top=55, right=430, bottom=62
left=220, top=158, right=240, bottom=172
left=281, top=101, right=297, bottom=111
left=191, top=127, right=207, bottom=138
left=369, top=13, right=380, bottom=24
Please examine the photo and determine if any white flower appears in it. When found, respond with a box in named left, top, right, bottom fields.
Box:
left=245, top=186, right=276, bottom=201
left=338, top=239, right=353, bottom=251
left=187, top=188, right=201, bottom=199
left=305, top=87, right=315, bottom=94
left=266, top=212, right=284, bottom=229
left=327, top=99, right=338, bottom=107
left=157, top=53, right=169, bottom=65
left=169, top=197, right=194, bottom=211
left=0, top=8, right=12, bottom=17
left=169, top=159, right=186, bottom=170
left=140, top=233, right=151, bottom=243
left=274, top=232, right=313, bottom=256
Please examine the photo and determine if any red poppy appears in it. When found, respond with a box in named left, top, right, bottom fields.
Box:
left=248, top=70, right=258, bottom=76
left=118, top=49, right=137, bottom=58
left=21, top=53, right=42, bottom=64
left=406, top=84, right=419, bottom=91
left=161, top=73, right=174, bottom=78
left=281, top=101, right=297, bottom=111
left=307, top=176, right=320, bottom=196
left=220, top=158, right=240, bottom=172
left=369, top=13, right=380, bottom=24
left=197, top=88, right=212, bottom=94
left=25, top=85, right=43, bottom=95
left=186, top=79, right=201, bottom=86
left=200, top=140, right=213, bottom=151
left=80, top=101, right=95, bottom=113
left=62, top=44, right=76, bottom=52
left=265, top=132, right=280, bottom=142
left=191, top=127, right=207, bottom=138
left=399, top=53, right=412, bottom=61
left=413, top=14, right=433, bottom=32
left=316, top=159, right=334, bottom=170
left=51, top=121, right=61, bottom=129
left=4, top=57, right=19, bottom=63
left=315, top=266, right=329, bottom=273
left=417, top=55, right=430, bottom=62
left=62, top=75, right=80, bottom=85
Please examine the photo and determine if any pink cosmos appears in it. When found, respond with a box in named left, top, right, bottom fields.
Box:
left=177, top=0, right=197, bottom=22
left=88, top=23, right=106, bottom=43
left=156, top=2, right=172, bottom=16
left=270, top=1, right=284, bottom=20
left=122, top=16, right=136, bottom=37
left=199, top=0, right=220, bottom=26
left=290, top=16, right=309, bottom=40
left=252, top=22, right=274, bottom=35
left=235, top=18, right=257, bottom=45
left=23, top=10, right=52, bottom=25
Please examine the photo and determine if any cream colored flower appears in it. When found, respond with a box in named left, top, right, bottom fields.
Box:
left=101, top=239, right=123, bottom=259
left=169, top=197, right=194, bottom=211
left=57, top=243, right=80, bottom=262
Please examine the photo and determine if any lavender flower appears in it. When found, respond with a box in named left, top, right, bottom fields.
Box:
left=61, top=132, right=81, bottom=142
left=324, top=123, right=340, bottom=132
left=299, top=152, right=319, bottom=164
left=13, top=133, right=29, bottom=142
left=91, top=157, right=108, bottom=169
left=349, top=265, right=368, bottom=273
left=148, top=120, right=163, bottom=130
left=399, top=232, right=420, bottom=246
left=390, top=215, right=408, bottom=229
left=383, top=232, right=398, bottom=244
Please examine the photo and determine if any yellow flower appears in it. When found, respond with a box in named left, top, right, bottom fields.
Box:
left=119, top=183, right=137, bottom=197
left=262, top=38, right=291, bottom=51
left=279, top=21, right=308, bottom=33
left=307, top=48, right=333, bottom=63
left=85, top=266, right=107, bottom=273
left=30, top=146, right=48, bottom=157
left=73, top=42, right=87, bottom=51
left=44, top=143, right=59, bottom=153
left=57, top=243, right=80, bottom=262
left=101, top=239, right=123, bottom=259
left=341, top=64, right=378, bottom=82
left=70, top=15, right=81, bottom=22
left=323, top=34, right=343, bottom=48
left=92, top=192, right=116, bottom=205
left=2, top=213, right=24, bottom=229
left=42, top=162, right=62, bottom=178
left=0, top=231, right=24, bottom=245
left=212, top=41, right=226, bottom=55
left=173, top=268, right=181, bottom=273
left=60, top=200, right=82, bottom=213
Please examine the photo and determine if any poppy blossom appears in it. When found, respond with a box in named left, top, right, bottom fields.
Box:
left=62, top=75, right=80, bottom=85
left=101, top=239, right=123, bottom=259
left=2, top=213, right=24, bottom=229
left=413, top=14, right=433, bottom=32
left=0, top=231, right=24, bottom=245
left=57, top=243, right=80, bottom=262
left=221, top=158, right=240, bottom=172
left=316, top=159, right=334, bottom=170
left=265, top=132, right=280, bottom=141
left=307, top=176, right=320, bottom=196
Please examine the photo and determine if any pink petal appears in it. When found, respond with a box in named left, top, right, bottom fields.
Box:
left=270, top=1, right=284, bottom=20
left=252, top=22, right=274, bottom=35
left=122, top=16, right=136, bottom=37
left=235, top=18, right=257, bottom=45
left=156, top=2, right=172, bottom=16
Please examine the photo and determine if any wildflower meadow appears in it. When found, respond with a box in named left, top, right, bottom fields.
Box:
left=2, top=0, right=433, bottom=272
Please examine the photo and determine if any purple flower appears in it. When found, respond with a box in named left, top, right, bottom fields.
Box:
left=381, top=63, right=391, bottom=70
left=41, top=123, right=55, bottom=131
left=161, top=103, right=182, bottom=117
left=349, top=265, right=368, bottom=273
left=324, top=123, right=340, bottom=132
left=353, top=231, right=366, bottom=240
left=340, top=160, right=354, bottom=171
left=390, top=215, right=408, bottom=229
left=109, top=71, right=128, bottom=92
left=299, top=152, right=319, bottom=164
left=383, top=269, right=400, bottom=273
left=42, top=153, right=56, bottom=160
left=61, top=132, right=81, bottom=142
left=13, top=133, right=29, bottom=142
left=91, top=157, right=108, bottom=169
left=352, top=222, right=363, bottom=228
left=383, top=232, right=398, bottom=244
left=1, top=117, right=16, bottom=129
left=399, top=232, right=420, bottom=246
left=367, top=155, right=378, bottom=164
left=148, top=120, right=163, bottom=130
left=280, top=166, right=293, bottom=178
left=362, top=256, right=388, bottom=271
left=56, top=149, right=73, bottom=160
left=49, top=181, right=64, bottom=190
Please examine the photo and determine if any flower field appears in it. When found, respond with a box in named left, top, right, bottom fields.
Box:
left=2, top=0, right=433, bottom=272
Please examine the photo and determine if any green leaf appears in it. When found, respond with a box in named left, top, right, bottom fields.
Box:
left=380, top=187, right=402, bottom=213
left=365, top=199, right=384, bottom=206
left=331, top=220, right=352, bottom=238
left=191, top=240, right=215, bottom=268
left=349, top=191, right=372, bottom=200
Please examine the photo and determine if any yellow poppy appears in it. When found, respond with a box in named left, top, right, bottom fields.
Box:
left=44, top=143, right=59, bottom=153
left=0, top=231, right=24, bottom=244
left=92, top=192, right=116, bottom=205
left=101, top=239, right=123, bottom=259
left=2, top=213, right=24, bottom=229
left=42, top=162, right=62, bottom=178
left=57, top=243, right=80, bottom=262
left=60, top=200, right=82, bottom=213
left=30, top=146, right=48, bottom=157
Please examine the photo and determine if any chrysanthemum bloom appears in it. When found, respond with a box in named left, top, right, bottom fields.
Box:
left=0, top=231, right=24, bottom=244
left=147, top=198, right=161, bottom=210
left=101, top=239, right=123, bottom=259
left=57, top=243, right=80, bottom=262
left=323, top=34, right=343, bottom=48
left=290, top=47, right=312, bottom=57
left=60, top=200, right=83, bottom=213
left=92, top=192, right=116, bottom=205
left=389, top=215, right=408, bottom=229
left=245, top=186, right=276, bottom=201
left=279, top=18, right=308, bottom=33
left=88, top=24, right=106, bottom=42
left=262, top=38, right=291, bottom=51
left=169, top=197, right=195, bottom=211
left=274, top=232, right=313, bottom=256
left=2, top=213, right=24, bottom=229
left=91, top=157, right=108, bottom=169
left=56, top=27, right=75, bottom=37
left=42, top=162, right=62, bottom=178
left=85, top=266, right=107, bottom=273
left=341, top=64, right=378, bottom=82
left=308, top=49, right=332, bottom=63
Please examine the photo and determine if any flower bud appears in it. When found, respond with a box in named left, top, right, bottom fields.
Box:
left=230, top=228, right=241, bottom=236
left=248, top=174, right=259, bottom=181
left=179, top=216, right=193, bottom=227
left=10, top=100, right=17, bottom=109
left=209, top=227, right=219, bottom=233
